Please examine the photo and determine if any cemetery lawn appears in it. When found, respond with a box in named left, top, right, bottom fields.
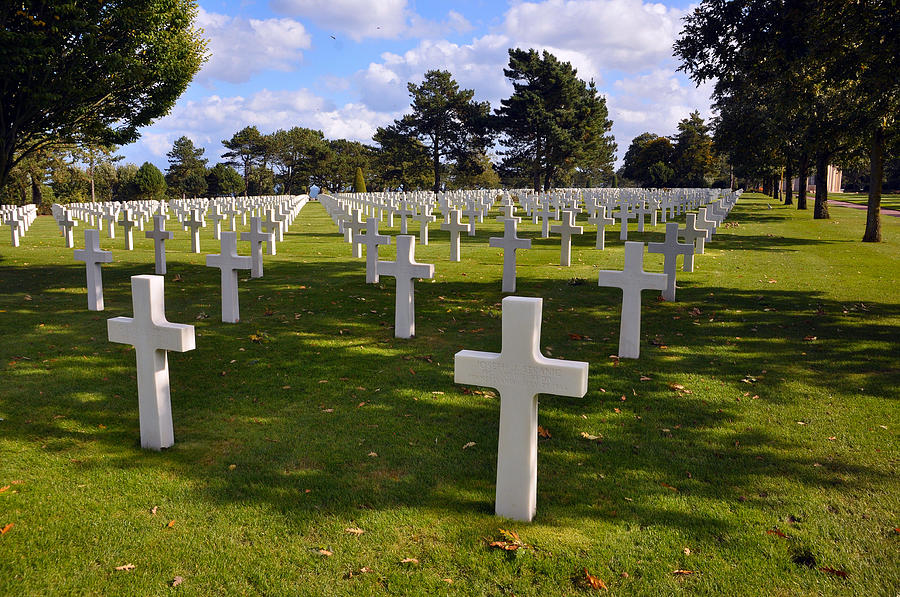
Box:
left=1, top=193, right=898, bottom=596
left=829, top=192, right=900, bottom=212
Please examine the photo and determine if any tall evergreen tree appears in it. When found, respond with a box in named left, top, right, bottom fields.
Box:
left=495, top=48, right=615, bottom=191
left=165, top=136, right=207, bottom=198
left=671, top=111, right=716, bottom=187
left=372, top=124, right=433, bottom=191
left=222, top=126, right=264, bottom=196
left=396, top=70, right=492, bottom=193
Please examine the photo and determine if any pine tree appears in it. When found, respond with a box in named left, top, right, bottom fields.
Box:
left=353, top=167, right=367, bottom=193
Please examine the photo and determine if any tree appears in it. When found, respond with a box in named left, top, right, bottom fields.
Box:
left=671, top=111, right=716, bottom=187
left=0, top=1, right=207, bottom=200
left=353, top=167, right=367, bottom=193
left=206, top=163, right=244, bottom=197
left=222, top=126, right=265, bottom=196
left=675, top=0, right=898, bottom=232
left=319, top=139, right=373, bottom=192
left=269, top=127, right=329, bottom=194
left=133, top=162, right=166, bottom=200
left=447, top=152, right=501, bottom=190
left=166, top=136, right=207, bottom=198
left=495, top=48, right=615, bottom=191
left=372, top=124, right=433, bottom=191
left=395, top=70, right=492, bottom=193
left=620, top=134, right=675, bottom=187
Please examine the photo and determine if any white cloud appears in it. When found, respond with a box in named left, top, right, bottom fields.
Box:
left=504, top=0, right=684, bottom=73
left=132, top=88, right=399, bottom=166
left=269, top=0, right=409, bottom=40
left=196, top=8, right=311, bottom=84
left=270, top=0, right=472, bottom=41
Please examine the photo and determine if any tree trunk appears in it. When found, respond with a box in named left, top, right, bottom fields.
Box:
left=813, top=151, right=830, bottom=219
left=432, top=145, right=441, bottom=194
left=863, top=125, right=884, bottom=242
left=30, top=171, right=42, bottom=205
left=784, top=161, right=793, bottom=205
left=797, top=153, right=809, bottom=210
left=762, top=177, right=771, bottom=196
left=772, top=174, right=780, bottom=200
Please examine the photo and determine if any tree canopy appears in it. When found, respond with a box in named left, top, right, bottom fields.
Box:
left=0, top=0, right=207, bottom=197
left=495, top=48, right=615, bottom=191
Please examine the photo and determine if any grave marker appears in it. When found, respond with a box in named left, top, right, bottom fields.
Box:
left=378, top=235, right=434, bottom=338
left=489, top=219, right=531, bottom=293
left=355, top=217, right=390, bottom=283
left=240, top=216, right=274, bottom=278
left=73, top=228, right=113, bottom=311
left=597, top=242, right=667, bottom=359
left=440, top=209, right=468, bottom=262
left=108, top=275, right=195, bottom=450
left=145, top=215, right=174, bottom=275
left=206, top=231, right=253, bottom=323
left=549, top=210, right=583, bottom=266
left=647, top=222, right=694, bottom=301
left=454, top=296, right=588, bottom=522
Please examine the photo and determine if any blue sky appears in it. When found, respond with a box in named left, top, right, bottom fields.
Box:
left=120, top=0, right=714, bottom=171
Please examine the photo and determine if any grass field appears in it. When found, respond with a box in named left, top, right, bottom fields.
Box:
left=828, top=192, right=900, bottom=212
left=1, top=193, right=897, bottom=595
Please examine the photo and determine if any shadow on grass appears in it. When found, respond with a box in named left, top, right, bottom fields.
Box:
left=1, top=201, right=897, bottom=547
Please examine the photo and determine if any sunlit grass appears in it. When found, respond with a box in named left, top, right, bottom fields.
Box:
left=0, top=193, right=897, bottom=595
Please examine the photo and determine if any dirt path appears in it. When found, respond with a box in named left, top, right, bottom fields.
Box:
left=828, top=199, right=900, bottom=217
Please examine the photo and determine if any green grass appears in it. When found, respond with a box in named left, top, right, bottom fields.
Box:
left=1, top=194, right=897, bottom=596
left=828, top=192, right=900, bottom=212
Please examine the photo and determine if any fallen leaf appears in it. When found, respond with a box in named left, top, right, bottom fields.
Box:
left=827, top=436, right=836, bottom=441
left=767, top=529, right=788, bottom=538
left=442, top=578, right=453, bottom=584
left=150, top=506, right=158, bottom=515
left=583, top=568, right=608, bottom=590
left=114, top=563, right=136, bottom=571
left=1, top=523, right=13, bottom=535
left=668, top=383, right=685, bottom=391
left=345, top=527, right=365, bottom=536
left=487, top=528, right=531, bottom=551
left=166, top=520, right=175, bottom=528
left=819, top=566, right=848, bottom=578
left=400, top=557, right=419, bottom=564
left=660, top=482, right=678, bottom=492
left=580, top=432, right=602, bottom=442
left=462, top=442, right=476, bottom=450
left=803, top=335, right=817, bottom=341
left=367, top=452, right=377, bottom=458
left=672, top=569, right=694, bottom=575
left=171, top=576, right=184, bottom=587
left=0, top=486, right=9, bottom=493
left=683, top=547, right=691, bottom=555
left=317, top=548, right=333, bottom=556
left=537, top=425, right=552, bottom=439
left=639, top=375, right=651, bottom=381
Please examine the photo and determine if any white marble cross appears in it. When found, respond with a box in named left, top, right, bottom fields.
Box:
left=597, top=242, right=667, bottom=359
left=108, top=275, right=195, bottom=450
left=413, top=206, right=436, bottom=245
left=648, top=222, right=694, bottom=301
left=346, top=209, right=367, bottom=256
left=240, top=216, right=274, bottom=278
left=454, top=296, right=588, bottom=522
left=489, top=219, right=531, bottom=293
left=615, top=205, right=635, bottom=240
left=377, top=235, right=434, bottom=338
left=207, top=206, right=224, bottom=240
left=633, top=200, right=651, bottom=232
left=537, top=201, right=554, bottom=238
left=183, top=209, right=205, bottom=254
left=206, top=231, right=253, bottom=323
left=440, top=209, right=468, bottom=262
left=60, top=209, right=78, bottom=248
left=587, top=206, right=615, bottom=250
left=117, top=209, right=137, bottom=250
left=462, top=202, right=480, bottom=236
left=397, top=201, right=415, bottom=235
left=74, top=228, right=113, bottom=311
left=496, top=204, right=521, bottom=225
left=263, top=208, right=283, bottom=245
left=355, top=217, right=390, bottom=283
left=696, top=207, right=718, bottom=241
left=680, top=213, right=708, bottom=263
left=5, top=216, right=22, bottom=247
left=145, top=215, right=174, bottom=275
left=549, top=209, right=583, bottom=267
